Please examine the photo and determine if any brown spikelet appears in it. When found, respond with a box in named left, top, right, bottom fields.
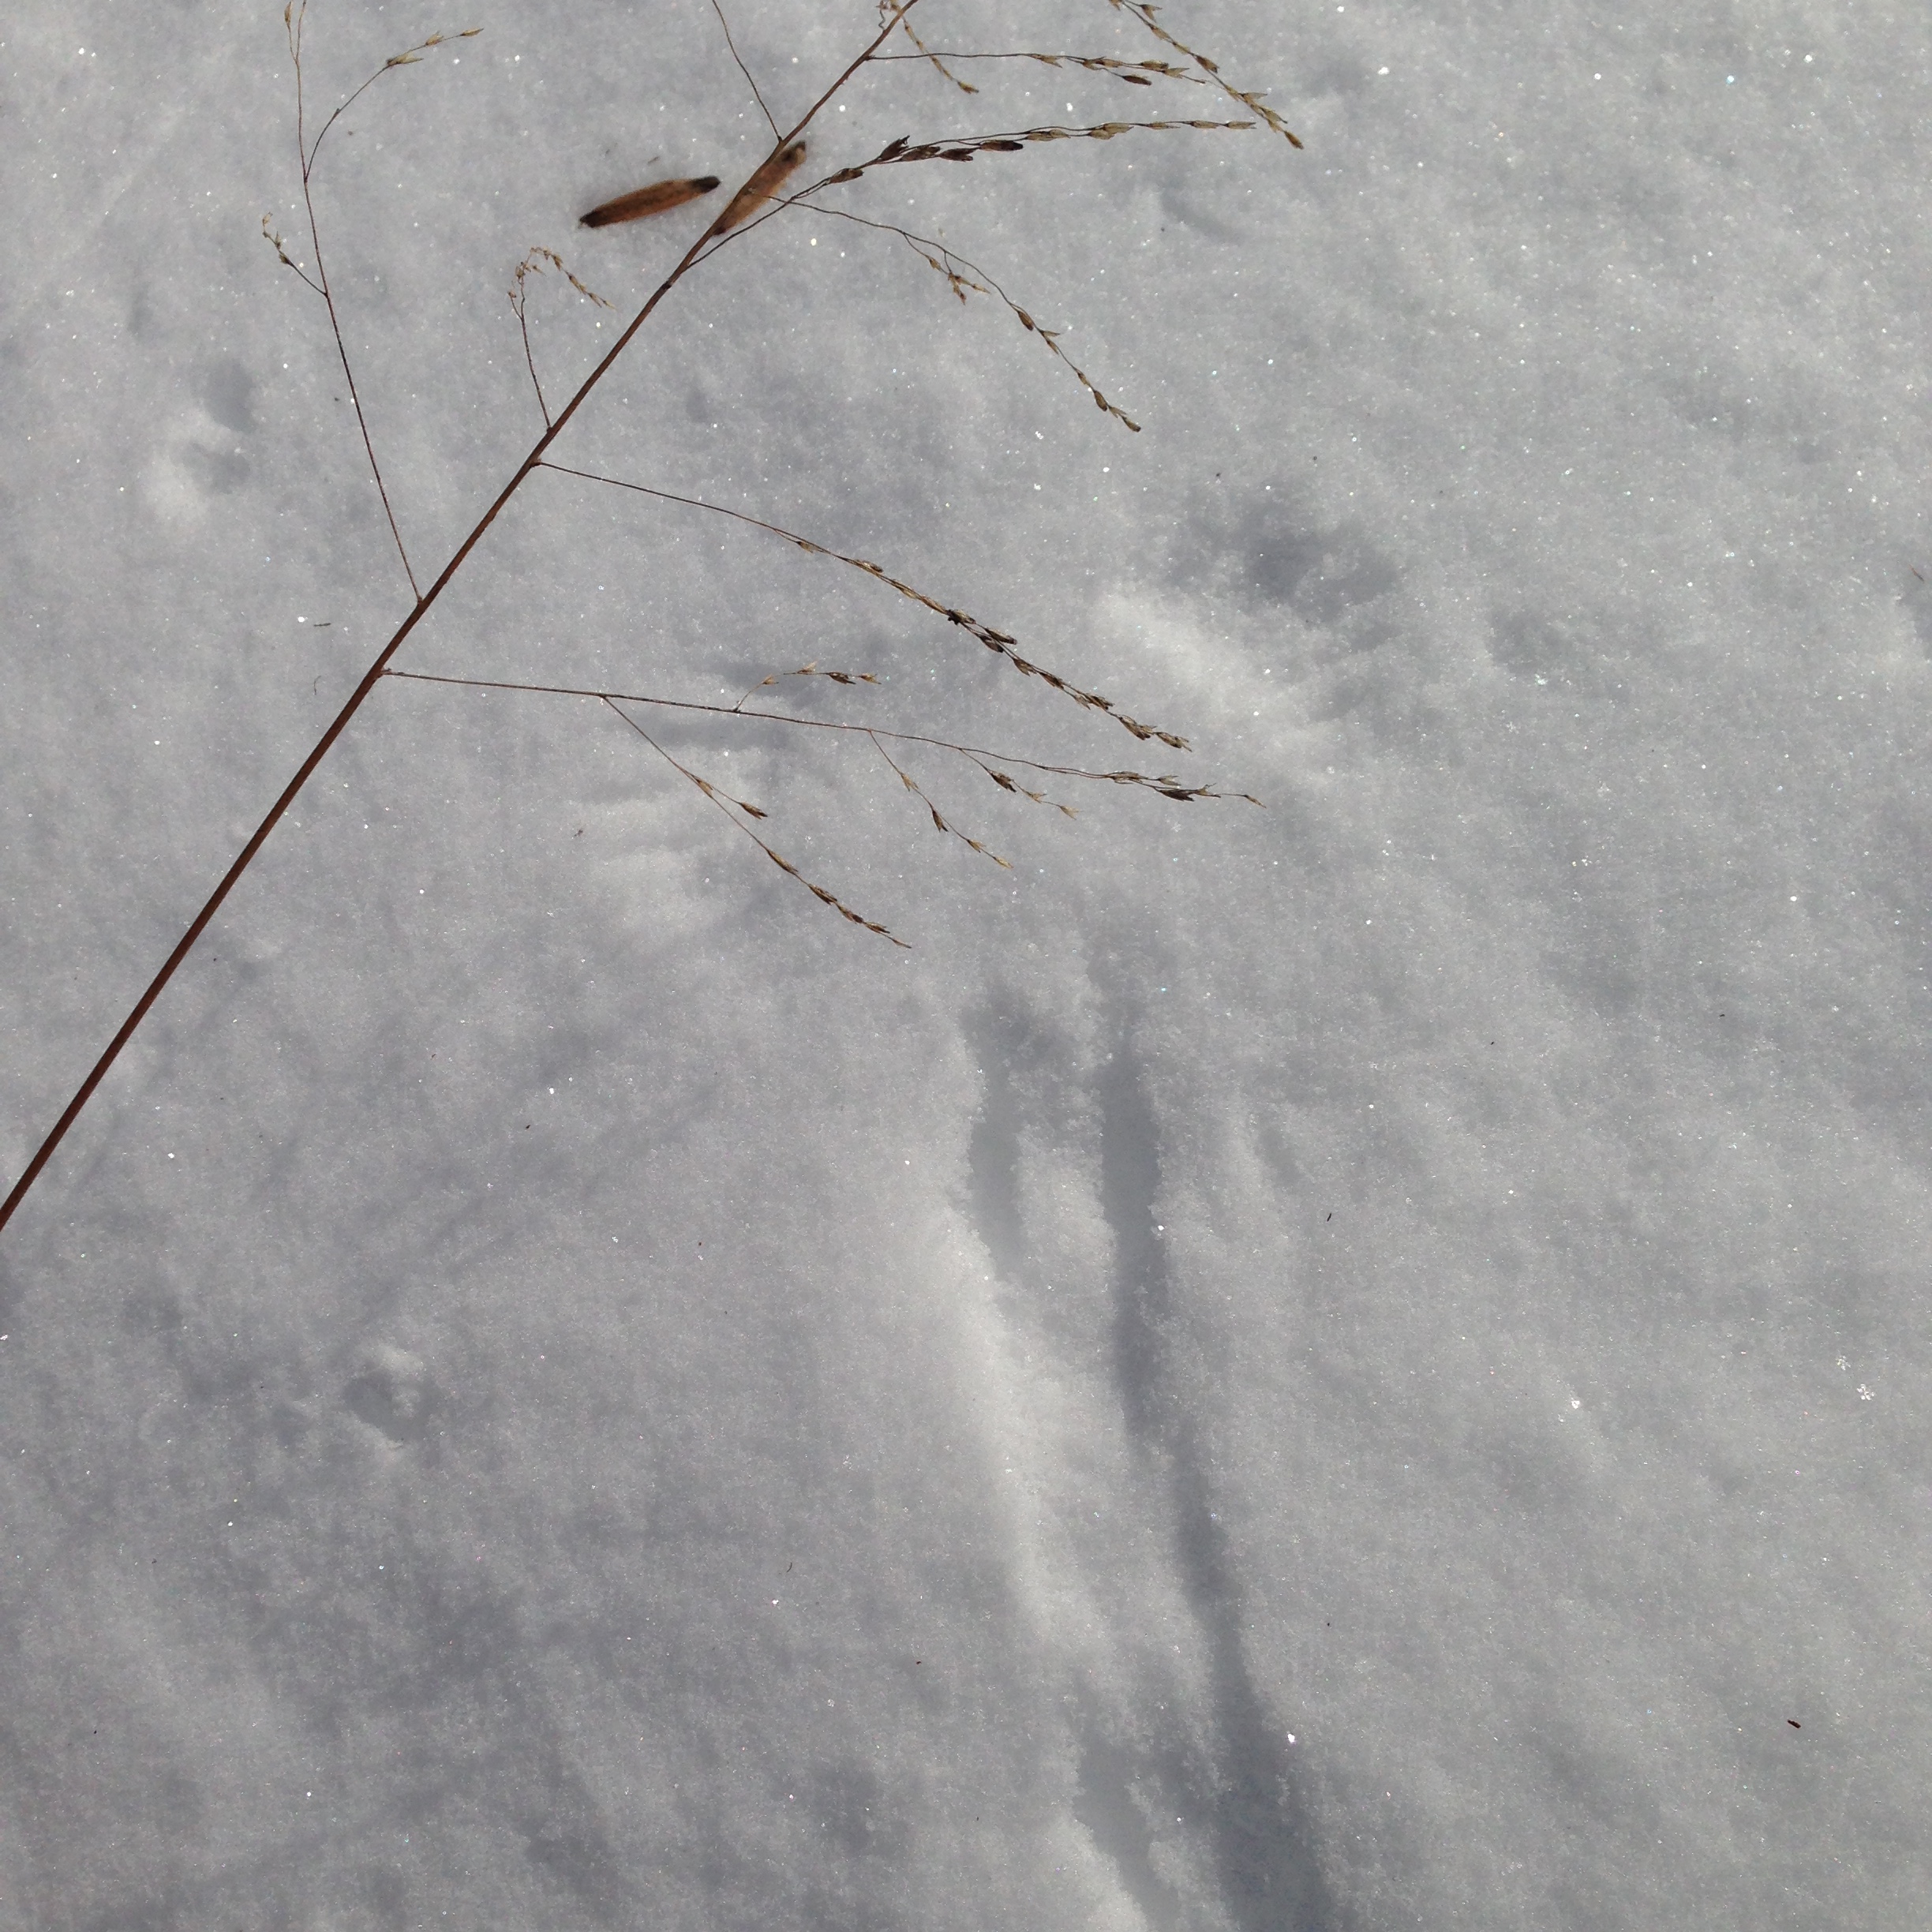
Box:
left=376, top=25, right=482, bottom=71
left=713, top=140, right=808, bottom=233
left=736, top=663, right=880, bottom=709
left=580, top=175, right=721, bottom=228
left=979, top=764, right=1079, bottom=818
left=657, top=750, right=769, bottom=822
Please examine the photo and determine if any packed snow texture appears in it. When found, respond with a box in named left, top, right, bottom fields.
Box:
left=2, top=2, right=1927, bottom=1926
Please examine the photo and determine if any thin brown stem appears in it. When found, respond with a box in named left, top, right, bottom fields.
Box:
left=515, top=297, right=550, bottom=426
left=708, top=0, right=781, bottom=140
left=290, top=1, right=425, bottom=599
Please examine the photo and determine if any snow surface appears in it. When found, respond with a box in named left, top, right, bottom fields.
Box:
left=2, top=2, right=1928, bottom=1926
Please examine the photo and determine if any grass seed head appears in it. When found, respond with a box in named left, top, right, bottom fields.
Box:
left=581, top=175, right=722, bottom=228
left=713, top=140, right=808, bottom=233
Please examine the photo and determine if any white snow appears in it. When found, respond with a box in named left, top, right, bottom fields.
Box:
left=2, top=1, right=1928, bottom=1926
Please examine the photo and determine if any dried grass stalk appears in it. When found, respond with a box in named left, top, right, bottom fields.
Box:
left=0, top=0, right=1294, bottom=1233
